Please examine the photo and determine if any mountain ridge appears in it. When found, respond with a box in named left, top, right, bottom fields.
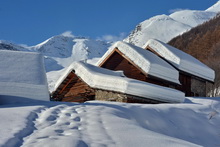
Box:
left=124, top=1, right=220, bottom=47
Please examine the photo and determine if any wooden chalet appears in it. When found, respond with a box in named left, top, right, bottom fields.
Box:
left=97, top=41, right=180, bottom=90
left=51, top=61, right=185, bottom=104
left=144, top=39, right=215, bottom=97
left=52, top=71, right=95, bottom=102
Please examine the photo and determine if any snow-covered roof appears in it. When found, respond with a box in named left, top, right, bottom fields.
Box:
left=97, top=41, right=180, bottom=84
left=55, top=61, right=185, bottom=103
left=0, top=50, right=49, bottom=101
left=144, top=39, right=215, bottom=82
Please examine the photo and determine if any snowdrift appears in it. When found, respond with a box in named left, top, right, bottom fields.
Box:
left=0, top=50, right=49, bottom=102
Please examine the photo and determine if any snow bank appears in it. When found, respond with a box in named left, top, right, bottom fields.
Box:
left=144, top=39, right=215, bottom=82
left=0, top=105, right=43, bottom=146
left=0, top=50, right=49, bottom=102
left=0, top=97, right=219, bottom=147
left=55, top=61, right=184, bottom=103
left=97, top=41, right=180, bottom=84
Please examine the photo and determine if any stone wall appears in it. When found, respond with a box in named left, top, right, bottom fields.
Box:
left=95, top=90, right=127, bottom=102
left=95, top=90, right=163, bottom=104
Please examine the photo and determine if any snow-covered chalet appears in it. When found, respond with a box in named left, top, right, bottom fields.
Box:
left=144, top=39, right=215, bottom=97
left=97, top=41, right=180, bottom=88
left=52, top=40, right=214, bottom=103
left=52, top=61, right=184, bottom=103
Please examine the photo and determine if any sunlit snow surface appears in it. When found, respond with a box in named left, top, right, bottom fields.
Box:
left=0, top=97, right=219, bottom=147
left=0, top=50, right=49, bottom=101
left=124, top=1, right=220, bottom=47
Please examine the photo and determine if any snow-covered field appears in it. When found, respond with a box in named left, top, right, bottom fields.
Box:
left=0, top=97, right=219, bottom=147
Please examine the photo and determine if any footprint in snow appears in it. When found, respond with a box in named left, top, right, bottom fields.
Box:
left=65, top=122, right=71, bottom=125
left=46, top=115, right=57, bottom=121
left=37, top=136, right=50, bottom=140
left=71, top=126, right=79, bottom=130
left=65, top=113, right=71, bottom=116
left=73, top=116, right=81, bottom=122
left=54, top=129, right=64, bottom=134
left=76, top=140, right=89, bottom=147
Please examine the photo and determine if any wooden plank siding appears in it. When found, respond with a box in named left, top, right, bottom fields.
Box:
left=176, top=73, right=192, bottom=96
left=52, top=71, right=95, bottom=102
left=100, top=48, right=177, bottom=88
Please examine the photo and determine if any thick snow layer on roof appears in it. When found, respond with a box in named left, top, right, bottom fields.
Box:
left=55, top=61, right=185, bottom=103
left=97, top=41, right=180, bottom=84
left=144, top=39, right=215, bottom=82
left=0, top=50, right=49, bottom=101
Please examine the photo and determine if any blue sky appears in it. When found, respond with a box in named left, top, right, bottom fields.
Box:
left=0, top=0, right=218, bottom=45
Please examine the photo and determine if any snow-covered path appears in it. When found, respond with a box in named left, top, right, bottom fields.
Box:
left=21, top=104, right=116, bottom=147
left=0, top=97, right=220, bottom=147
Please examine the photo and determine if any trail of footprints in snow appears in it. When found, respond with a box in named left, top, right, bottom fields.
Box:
left=21, top=105, right=84, bottom=146
left=21, top=104, right=116, bottom=147
left=38, top=105, right=82, bottom=134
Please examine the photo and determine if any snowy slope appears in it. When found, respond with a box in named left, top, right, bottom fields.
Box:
left=124, top=15, right=192, bottom=46
left=0, top=97, right=219, bottom=147
left=0, top=40, right=29, bottom=52
left=206, top=0, right=220, bottom=12
left=169, top=10, right=216, bottom=28
left=124, top=2, right=220, bottom=47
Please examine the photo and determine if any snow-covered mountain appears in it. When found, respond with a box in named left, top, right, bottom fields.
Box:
left=0, top=35, right=110, bottom=72
left=124, top=1, right=220, bottom=47
left=0, top=36, right=110, bottom=92
left=0, top=40, right=28, bottom=51
left=31, top=35, right=110, bottom=72
left=206, top=0, right=220, bottom=12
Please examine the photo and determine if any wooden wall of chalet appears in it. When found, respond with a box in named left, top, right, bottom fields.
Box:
left=100, top=49, right=176, bottom=88
left=176, top=72, right=206, bottom=97
left=145, top=46, right=206, bottom=97
left=52, top=72, right=95, bottom=102
left=176, top=73, right=191, bottom=96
